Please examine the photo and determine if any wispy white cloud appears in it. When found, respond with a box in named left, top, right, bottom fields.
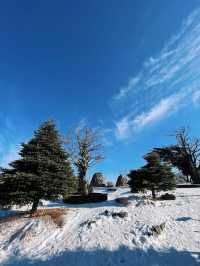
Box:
left=133, top=94, right=182, bottom=128
left=115, top=90, right=189, bottom=139
left=192, top=90, right=200, bottom=104
left=114, top=76, right=141, bottom=101
left=115, top=116, right=130, bottom=140
left=113, top=8, right=200, bottom=139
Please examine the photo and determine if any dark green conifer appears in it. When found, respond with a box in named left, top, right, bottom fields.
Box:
left=0, top=121, right=75, bottom=212
left=128, top=152, right=176, bottom=199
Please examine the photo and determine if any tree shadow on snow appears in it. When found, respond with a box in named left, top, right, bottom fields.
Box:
left=176, top=194, right=200, bottom=198
left=45, top=199, right=128, bottom=209
left=4, top=246, right=200, bottom=266
left=176, top=216, right=200, bottom=222
left=0, top=209, right=24, bottom=219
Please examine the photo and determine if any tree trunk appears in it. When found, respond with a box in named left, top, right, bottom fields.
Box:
left=30, top=198, right=39, bottom=214
left=152, top=189, right=156, bottom=199
left=190, top=167, right=200, bottom=184
left=78, top=174, right=88, bottom=195
left=192, top=172, right=200, bottom=184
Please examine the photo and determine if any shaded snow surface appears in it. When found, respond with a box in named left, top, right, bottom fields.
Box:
left=0, top=188, right=200, bottom=265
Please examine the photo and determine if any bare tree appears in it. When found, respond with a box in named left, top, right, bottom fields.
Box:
left=175, top=127, right=200, bottom=183
left=154, top=127, right=200, bottom=184
left=65, top=126, right=104, bottom=194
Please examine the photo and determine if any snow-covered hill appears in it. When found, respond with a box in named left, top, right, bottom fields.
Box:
left=0, top=188, right=199, bottom=266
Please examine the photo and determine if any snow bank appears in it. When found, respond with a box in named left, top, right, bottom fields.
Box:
left=0, top=188, right=199, bottom=265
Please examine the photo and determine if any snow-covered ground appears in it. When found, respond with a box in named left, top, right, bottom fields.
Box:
left=0, top=187, right=200, bottom=266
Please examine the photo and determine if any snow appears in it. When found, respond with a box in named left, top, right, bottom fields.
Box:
left=0, top=187, right=200, bottom=265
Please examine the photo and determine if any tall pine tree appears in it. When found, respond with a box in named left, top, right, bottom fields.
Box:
left=0, top=121, right=75, bottom=212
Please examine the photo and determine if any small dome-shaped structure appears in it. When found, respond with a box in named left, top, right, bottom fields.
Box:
left=116, top=175, right=128, bottom=187
left=90, top=172, right=107, bottom=187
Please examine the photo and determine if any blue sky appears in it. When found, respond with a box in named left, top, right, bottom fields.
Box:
left=1, top=0, right=200, bottom=181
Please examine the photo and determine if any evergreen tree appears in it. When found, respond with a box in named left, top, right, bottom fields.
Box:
left=0, top=171, right=13, bottom=208
left=128, top=169, right=146, bottom=193
left=0, top=121, right=75, bottom=212
left=63, top=174, right=78, bottom=199
left=128, top=152, right=176, bottom=199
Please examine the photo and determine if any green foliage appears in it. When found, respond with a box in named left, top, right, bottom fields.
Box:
left=0, top=172, right=14, bottom=208
left=0, top=121, right=75, bottom=212
left=128, top=169, right=147, bottom=193
left=128, top=152, right=176, bottom=199
left=63, top=175, right=78, bottom=198
left=153, top=128, right=200, bottom=184
left=153, top=146, right=192, bottom=180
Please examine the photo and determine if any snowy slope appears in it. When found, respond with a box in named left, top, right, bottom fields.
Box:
left=0, top=188, right=200, bottom=266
